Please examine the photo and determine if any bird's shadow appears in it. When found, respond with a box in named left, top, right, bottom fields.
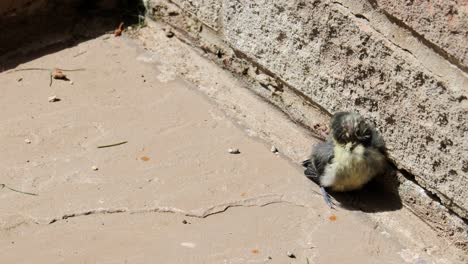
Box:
left=322, top=168, right=402, bottom=213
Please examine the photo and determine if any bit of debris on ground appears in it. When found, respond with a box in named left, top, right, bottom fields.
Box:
left=6, top=67, right=84, bottom=86
left=180, top=242, right=196, bottom=248
left=270, top=146, right=278, bottom=153
left=228, top=148, right=240, bottom=154
left=0, top=183, right=38, bottom=196
left=51, top=68, right=67, bottom=80
left=48, top=95, right=60, bottom=102
left=313, top=123, right=330, bottom=139
left=287, top=251, right=296, bottom=258
left=73, top=51, right=87, bottom=58
left=115, top=22, right=124, bottom=37
left=165, top=30, right=174, bottom=38
left=97, top=141, right=128, bottom=148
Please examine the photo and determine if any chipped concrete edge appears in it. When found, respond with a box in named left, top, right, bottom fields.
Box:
left=143, top=0, right=467, bottom=250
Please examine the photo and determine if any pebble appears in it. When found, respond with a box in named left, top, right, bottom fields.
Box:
left=182, top=220, right=188, bottom=224
left=180, top=242, right=196, bottom=248
left=48, top=95, right=60, bottom=102
left=165, top=30, right=174, bottom=38
left=92, top=166, right=99, bottom=171
left=167, top=9, right=179, bottom=16
left=69, top=81, right=74, bottom=85
left=270, top=146, right=278, bottom=153
left=24, top=139, right=31, bottom=144
left=287, top=251, right=296, bottom=258
left=228, top=148, right=240, bottom=154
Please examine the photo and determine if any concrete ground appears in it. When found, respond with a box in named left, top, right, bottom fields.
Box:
left=0, top=23, right=464, bottom=263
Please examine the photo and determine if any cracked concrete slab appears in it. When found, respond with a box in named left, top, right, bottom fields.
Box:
left=144, top=0, right=468, bottom=237
left=0, top=27, right=465, bottom=263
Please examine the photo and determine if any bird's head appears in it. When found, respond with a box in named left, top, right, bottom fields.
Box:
left=331, top=112, right=373, bottom=148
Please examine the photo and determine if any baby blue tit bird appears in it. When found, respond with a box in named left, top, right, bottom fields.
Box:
left=302, top=112, right=388, bottom=208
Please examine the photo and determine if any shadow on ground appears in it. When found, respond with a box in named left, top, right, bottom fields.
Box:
left=305, top=167, right=403, bottom=213
left=0, top=0, right=145, bottom=72
left=332, top=168, right=402, bottom=213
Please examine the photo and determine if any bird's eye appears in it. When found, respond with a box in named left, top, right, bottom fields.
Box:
left=363, top=130, right=371, bottom=138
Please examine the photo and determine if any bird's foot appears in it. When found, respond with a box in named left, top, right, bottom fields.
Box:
left=321, top=186, right=334, bottom=209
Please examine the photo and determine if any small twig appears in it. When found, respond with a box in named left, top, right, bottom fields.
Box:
left=7, top=68, right=50, bottom=73
left=7, top=67, right=85, bottom=87
left=73, top=51, right=87, bottom=57
left=8, top=67, right=85, bottom=73
left=58, top=68, right=86, bottom=72
left=0, top=184, right=38, bottom=196
left=97, top=141, right=128, bottom=148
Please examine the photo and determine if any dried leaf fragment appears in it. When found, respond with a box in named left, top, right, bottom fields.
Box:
left=329, top=215, right=337, bottom=221
left=51, top=68, right=67, bottom=80
left=115, top=22, right=124, bottom=37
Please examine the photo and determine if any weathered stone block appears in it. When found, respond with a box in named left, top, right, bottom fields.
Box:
left=171, top=0, right=222, bottom=30
left=223, top=0, right=467, bottom=218
left=375, top=0, right=468, bottom=71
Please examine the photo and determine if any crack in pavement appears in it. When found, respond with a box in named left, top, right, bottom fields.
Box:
left=41, top=194, right=308, bottom=225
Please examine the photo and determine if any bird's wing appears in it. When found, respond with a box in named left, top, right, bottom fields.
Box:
left=302, top=141, right=335, bottom=184
left=302, top=158, right=318, bottom=179
left=372, top=131, right=388, bottom=155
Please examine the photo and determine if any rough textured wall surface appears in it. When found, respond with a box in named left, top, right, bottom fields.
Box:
left=170, top=0, right=222, bottom=30
left=223, top=0, right=468, bottom=219
left=145, top=0, right=468, bottom=245
left=374, top=0, right=468, bottom=71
